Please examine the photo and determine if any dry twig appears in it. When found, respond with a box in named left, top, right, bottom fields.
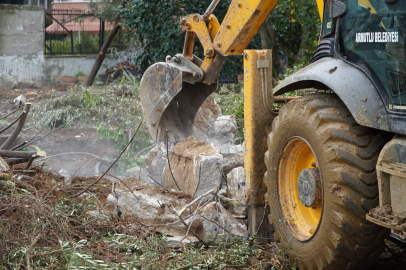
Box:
left=26, top=233, right=41, bottom=270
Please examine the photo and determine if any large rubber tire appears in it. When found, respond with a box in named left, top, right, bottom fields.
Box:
left=264, top=94, right=389, bottom=270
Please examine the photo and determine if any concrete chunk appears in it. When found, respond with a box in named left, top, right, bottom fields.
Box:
left=193, top=96, right=222, bottom=141
left=144, top=143, right=168, bottom=186
left=107, top=178, right=247, bottom=241
left=125, top=166, right=152, bottom=184
left=162, top=136, right=223, bottom=198
left=166, top=236, right=199, bottom=248
left=210, top=115, right=237, bottom=136
left=195, top=202, right=248, bottom=242
left=222, top=153, right=244, bottom=175
left=226, top=167, right=247, bottom=216
left=108, top=178, right=194, bottom=236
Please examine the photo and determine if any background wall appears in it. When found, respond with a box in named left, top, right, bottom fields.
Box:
left=0, top=5, right=44, bottom=56
left=0, top=54, right=118, bottom=85
left=0, top=4, right=118, bottom=85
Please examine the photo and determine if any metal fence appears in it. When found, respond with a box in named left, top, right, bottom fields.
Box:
left=44, top=9, right=105, bottom=55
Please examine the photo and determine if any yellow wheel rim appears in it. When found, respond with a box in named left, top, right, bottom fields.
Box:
left=278, top=137, right=322, bottom=241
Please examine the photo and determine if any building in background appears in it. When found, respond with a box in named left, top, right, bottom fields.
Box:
left=46, top=1, right=114, bottom=35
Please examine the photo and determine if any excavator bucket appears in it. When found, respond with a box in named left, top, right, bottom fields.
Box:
left=139, top=55, right=217, bottom=144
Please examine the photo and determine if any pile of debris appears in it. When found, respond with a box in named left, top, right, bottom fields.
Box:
left=98, top=62, right=142, bottom=83
left=0, top=95, right=42, bottom=171
left=109, top=96, right=248, bottom=243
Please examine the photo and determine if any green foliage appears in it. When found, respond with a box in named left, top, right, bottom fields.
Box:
left=119, top=0, right=250, bottom=76
left=119, top=0, right=320, bottom=76
left=278, top=63, right=306, bottom=80
left=81, top=89, right=101, bottom=108
left=273, top=0, right=321, bottom=65
left=45, top=32, right=100, bottom=54
left=45, top=31, right=130, bottom=55
left=212, top=83, right=245, bottom=144
left=89, top=0, right=123, bottom=22
left=76, top=71, right=86, bottom=77
left=31, top=87, right=100, bottom=128
left=45, top=15, right=53, bottom=28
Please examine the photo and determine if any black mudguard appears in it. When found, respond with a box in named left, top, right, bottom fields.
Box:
left=273, top=58, right=392, bottom=133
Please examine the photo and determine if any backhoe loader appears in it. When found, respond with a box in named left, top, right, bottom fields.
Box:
left=139, top=0, right=406, bottom=269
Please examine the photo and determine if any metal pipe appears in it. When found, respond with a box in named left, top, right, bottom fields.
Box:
left=273, top=96, right=300, bottom=103
left=203, top=0, right=221, bottom=20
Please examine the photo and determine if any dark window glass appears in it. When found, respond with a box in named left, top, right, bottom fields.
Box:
left=340, top=0, right=406, bottom=110
left=321, top=0, right=333, bottom=36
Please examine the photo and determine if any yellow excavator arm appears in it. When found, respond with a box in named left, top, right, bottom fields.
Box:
left=139, top=0, right=325, bottom=143
left=179, top=0, right=325, bottom=84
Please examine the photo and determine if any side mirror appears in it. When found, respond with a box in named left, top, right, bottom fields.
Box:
left=330, top=0, right=347, bottom=18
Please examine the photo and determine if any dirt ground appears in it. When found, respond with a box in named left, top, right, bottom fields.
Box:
left=0, top=82, right=405, bottom=269
left=0, top=82, right=120, bottom=177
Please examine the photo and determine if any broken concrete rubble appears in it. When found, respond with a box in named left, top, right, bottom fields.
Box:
left=193, top=96, right=222, bottom=141
left=219, top=143, right=244, bottom=155
left=144, top=142, right=168, bottom=186
left=222, top=153, right=244, bottom=175
left=107, top=178, right=194, bottom=236
left=165, top=236, right=199, bottom=248
left=226, top=167, right=247, bottom=217
left=207, top=115, right=238, bottom=145
left=162, top=136, right=223, bottom=198
left=194, top=202, right=248, bottom=241
left=209, top=115, right=237, bottom=136
left=125, top=166, right=153, bottom=185
left=107, top=177, right=248, bottom=242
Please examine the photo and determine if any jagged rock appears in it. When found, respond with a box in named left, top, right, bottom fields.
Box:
left=106, top=178, right=247, bottom=242
left=206, top=115, right=237, bottom=145
left=219, top=143, right=244, bottom=154
left=162, top=136, right=223, bottom=198
left=193, top=96, right=222, bottom=141
left=166, top=236, right=199, bottom=248
left=222, top=153, right=244, bottom=175
left=144, top=142, right=168, bottom=186
left=107, top=178, right=195, bottom=236
left=125, top=166, right=154, bottom=185
left=194, top=202, right=248, bottom=242
left=226, top=167, right=247, bottom=217
left=59, top=169, right=72, bottom=185
left=210, top=115, right=237, bottom=136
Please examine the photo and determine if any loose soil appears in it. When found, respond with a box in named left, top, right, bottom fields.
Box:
left=369, top=205, right=406, bottom=228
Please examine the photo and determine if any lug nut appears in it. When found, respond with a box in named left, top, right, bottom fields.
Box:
left=194, top=16, right=199, bottom=22
left=226, top=25, right=231, bottom=29
left=206, top=49, right=213, bottom=55
left=237, top=3, right=241, bottom=7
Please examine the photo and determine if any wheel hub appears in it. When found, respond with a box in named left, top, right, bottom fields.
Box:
left=298, top=168, right=322, bottom=208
